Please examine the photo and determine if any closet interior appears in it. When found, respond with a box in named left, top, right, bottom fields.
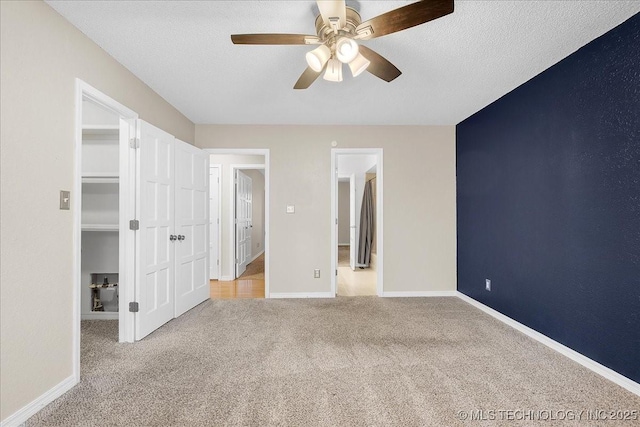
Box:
left=81, top=98, right=121, bottom=320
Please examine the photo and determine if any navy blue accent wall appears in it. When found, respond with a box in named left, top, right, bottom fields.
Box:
left=457, top=14, right=640, bottom=382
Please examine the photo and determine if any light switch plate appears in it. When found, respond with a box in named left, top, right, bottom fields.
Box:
left=286, top=205, right=295, bottom=214
left=60, top=190, right=71, bottom=210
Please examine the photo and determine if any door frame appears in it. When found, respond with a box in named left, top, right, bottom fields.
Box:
left=209, top=163, right=222, bottom=280
left=331, top=148, right=384, bottom=297
left=73, top=79, right=138, bottom=383
left=205, top=149, right=270, bottom=298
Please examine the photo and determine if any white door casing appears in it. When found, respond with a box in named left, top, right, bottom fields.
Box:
left=235, top=170, right=252, bottom=278
left=174, top=140, right=210, bottom=317
left=349, top=173, right=357, bottom=271
left=209, top=165, right=221, bottom=279
left=136, top=120, right=175, bottom=340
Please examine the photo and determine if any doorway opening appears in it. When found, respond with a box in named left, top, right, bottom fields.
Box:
left=331, top=149, right=383, bottom=297
left=73, top=80, right=138, bottom=385
left=207, top=150, right=269, bottom=299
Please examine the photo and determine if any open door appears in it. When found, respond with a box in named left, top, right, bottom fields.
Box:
left=136, top=122, right=209, bottom=340
left=235, top=170, right=252, bottom=278
left=209, top=166, right=220, bottom=279
left=136, top=120, right=175, bottom=340
left=174, top=140, right=210, bottom=317
left=349, top=173, right=357, bottom=271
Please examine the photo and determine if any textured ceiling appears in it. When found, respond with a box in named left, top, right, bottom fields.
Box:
left=47, top=1, right=640, bottom=125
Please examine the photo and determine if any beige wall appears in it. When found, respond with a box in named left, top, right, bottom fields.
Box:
left=244, top=170, right=266, bottom=260
left=0, top=1, right=194, bottom=421
left=338, top=181, right=350, bottom=245
left=195, top=125, right=457, bottom=295
left=209, top=155, right=265, bottom=278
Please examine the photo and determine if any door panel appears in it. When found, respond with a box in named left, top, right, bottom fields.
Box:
left=349, top=174, right=356, bottom=271
left=235, top=170, right=252, bottom=277
left=136, top=120, right=175, bottom=340
left=175, top=139, right=210, bottom=317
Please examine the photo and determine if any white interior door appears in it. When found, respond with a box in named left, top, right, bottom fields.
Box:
left=235, top=170, right=252, bottom=277
left=136, top=120, right=175, bottom=340
left=349, top=173, right=357, bottom=271
left=174, top=140, right=210, bottom=317
left=209, top=166, right=220, bottom=279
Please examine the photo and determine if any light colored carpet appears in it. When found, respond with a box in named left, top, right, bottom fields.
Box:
left=27, top=297, right=639, bottom=426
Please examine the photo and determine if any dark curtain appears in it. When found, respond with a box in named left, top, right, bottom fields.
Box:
left=358, top=180, right=374, bottom=266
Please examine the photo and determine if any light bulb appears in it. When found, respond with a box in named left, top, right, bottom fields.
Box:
left=335, top=38, right=359, bottom=64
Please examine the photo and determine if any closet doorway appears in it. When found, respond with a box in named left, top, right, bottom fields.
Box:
left=331, top=149, right=383, bottom=297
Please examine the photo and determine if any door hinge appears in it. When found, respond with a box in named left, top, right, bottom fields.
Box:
left=217, top=218, right=220, bottom=224
left=235, top=258, right=239, bottom=263
left=129, top=219, right=140, bottom=230
left=335, top=218, right=338, bottom=225
left=336, top=269, right=338, bottom=276
left=129, top=137, right=139, bottom=149
left=217, top=259, right=219, bottom=266
left=129, top=302, right=139, bottom=312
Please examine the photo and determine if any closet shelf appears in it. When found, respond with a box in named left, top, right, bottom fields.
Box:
left=82, top=224, right=119, bottom=232
left=82, top=176, right=119, bottom=184
left=82, top=125, right=119, bottom=136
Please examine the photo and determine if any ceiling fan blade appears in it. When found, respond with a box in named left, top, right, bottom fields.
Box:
left=359, top=45, right=402, bottom=82
left=355, top=0, right=454, bottom=40
left=294, top=66, right=324, bottom=90
left=231, top=34, right=321, bottom=45
left=317, top=0, right=347, bottom=30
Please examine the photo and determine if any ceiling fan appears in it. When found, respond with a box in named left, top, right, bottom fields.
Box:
left=231, top=0, right=454, bottom=89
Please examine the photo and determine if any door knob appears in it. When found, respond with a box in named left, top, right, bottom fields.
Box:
left=170, top=235, right=177, bottom=241
left=178, top=235, right=185, bottom=241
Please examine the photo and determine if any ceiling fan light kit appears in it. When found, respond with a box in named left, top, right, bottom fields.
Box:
left=306, top=44, right=332, bottom=72
left=323, top=58, right=343, bottom=82
left=348, top=53, right=371, bottom=78
left=231, top=0, right=454, bottom=89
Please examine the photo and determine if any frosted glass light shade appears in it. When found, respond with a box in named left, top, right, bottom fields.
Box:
left=335, top=37, right=359, bottom=63
left=348, top=53, right=370, bottom=77
left=323, top=59, right=343, bottom=82
left=305, top=45, right=331, bottom=72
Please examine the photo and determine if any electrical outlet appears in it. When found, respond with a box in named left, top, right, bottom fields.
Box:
left=485, top=279, right=491, bottom=291
left=314, top=269, right=320, bottom=278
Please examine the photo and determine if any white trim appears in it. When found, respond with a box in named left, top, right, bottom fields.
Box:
left=204, top=149, right=270, bottom=298
left=270, top=292, right=334, bottom=299
left=0, top=375, right=76, bottom=427
left=331, top=148, right=383, bottom=297
left=249, top=249, right=265, bottom=263
left=456, top=292, right=640, bottom=397
left=218, top=275, right=235, bottom=282
left=382, top=291, right=457, bottom=297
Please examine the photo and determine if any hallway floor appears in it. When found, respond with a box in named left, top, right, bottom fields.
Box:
left=337, top=246, right=377, bottom=297
left=210, top=253, right=265, bottom=299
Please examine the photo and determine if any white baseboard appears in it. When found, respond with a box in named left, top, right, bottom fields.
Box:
left=249, top=250, right=265, bottom=263
left=218, top=275, right=235, bottom=281
left=338, top=243, right=349, bottom=247
left=81, top=312, right=118, bottom=320
left=456, top=292, right=640, bottom=397
left=382, top=291, right=457, bottom=297
left=269, top=292, right=334, bottom=299
left=0, top=375, right=77, bottom=427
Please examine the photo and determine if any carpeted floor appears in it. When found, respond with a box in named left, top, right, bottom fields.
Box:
left=27, top=297, right=639, bottom=426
